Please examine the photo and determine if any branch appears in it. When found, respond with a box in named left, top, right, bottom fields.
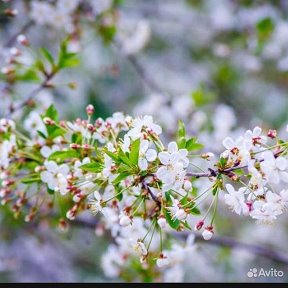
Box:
left=178, top=232, right=288, bottom=265
left=142, top=181, right=161, bottom=206
left=71, top=219, right=288, bottom=265
left=4, top=20, right=33, bottom=48
left=70, top=217, right=288, bottom=265
left=187, top=149, right=285, bottom=178
left=5, top=71, right=56, bottom=118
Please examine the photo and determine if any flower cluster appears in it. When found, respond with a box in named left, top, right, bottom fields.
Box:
left=1, top=104, right=288, bottom=278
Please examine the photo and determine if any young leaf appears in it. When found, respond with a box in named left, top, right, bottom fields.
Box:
left=164, top=209, right=180, bottom=230
left=21, top=174, right=41, bottom=184
left=177, top=120, right=186, bottom=139
left=112, top=173, right=131, bottom=185
left=44, top=104, right=59, bottom=121
left=185, top=138, right=204, bottom=151
left=129, top=138, right=140, bottom=166
left=40, top=47, right=55, bottom=66
left=48, top=150, right=79, bottom=161
left=80, top=162, right=103, bottom=173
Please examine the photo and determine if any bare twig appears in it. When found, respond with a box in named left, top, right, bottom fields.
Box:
left=5, top=71, right=56, bottom=118
left=142, top=181, right=161, bottom=206
left=4, top=20, right=33, bottom=48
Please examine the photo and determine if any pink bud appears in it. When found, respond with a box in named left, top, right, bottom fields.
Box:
left=86, top=104, right=95, bottom=116
left=194, top=220, right=204, bottom=231
left=17, top=34, right=29, bottom=46
left=267, top=129, right=277, bottom=139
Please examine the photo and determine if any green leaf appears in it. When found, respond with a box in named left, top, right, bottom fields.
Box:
left=183, top=221, right=192, bottom=230
left=48, top=150, right=79, bottom=161
left=71, top=133, right=82, bottom=144
left=104, top=149, right=119, bottom=163
left=112, top=173, right=130, bottom=185
left=129, top=138, right=140, bottom=166
left=178, top=137, right=186, bottom=149
left=44, top=104, right=59, bottom=121
left=40, top=47, right=55, bottom=66
left=164, top=208, right=180, bottom=230
left=17, top=69, right=40, bottom=82
left=177, top=120, right=186, bottom=139
left=185, top=138, right=204, bottom=151
left=57, top=39, right=79, bottom=69
left=190, top=206, right=201, bottom=215
left=192, top=85, right=216, bottom=106
left=21, top=174, right=41, bottom=184
left=256, top=17, right=274, bottom=42
left=80, top=162, right=103, bottom=173
left=118, top=149, right=132, bottom=167
left=37, top=130, right=47, bottom=139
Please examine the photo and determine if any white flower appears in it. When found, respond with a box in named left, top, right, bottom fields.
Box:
left=250, top=191, right=283, bottom=223
left=40, top=161, right=70, bottom=195
left=156, top=142, right=189, bottom=192
left=88, top=191, right=103, bottom=215
left=56, top=0, right=80, bottom=14
left=128, top=115, right=162, bottom=140
left=222, top=136, right=250, bottom=165
left=133, top=241, right=148, bottom=257
left=138, top=140, right=157, bottom=171
left=244, top=126, right=267, bottom=150
left=166, top=197, right=187, bottom=221
left=280, top=189, right=288, bottom=209
left=157, top=217, right=167, bottom=229
left=224, top=184, right=249, bottom=215
left=40, top=145, right=60, bottom=158
left=260, top=151, right=288, bottom=184
left=73, top=157, right=90, bottom=178
left=0, top=135, right=16, bottom=169
left=202, top=228, right=214, bottom=240
left=156, top=256, right=169, bottom=268
left=30, top=1, right=54, bottom=25
left=119, top=214, right=132, bottom=226
left=121, top=20, right=151, bottom=56
left=0, top=119, right=15, bottom=133
left=24, top=111, right=47, bottom=138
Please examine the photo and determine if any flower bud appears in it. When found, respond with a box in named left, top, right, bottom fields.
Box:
left=86, top=104, right=95, bottom=116
left=184, top=180, right=192, bottom=191
left=194, top=220, right=204, bottom=231
left=70, top=143, right=81, bottom=149
left=157, top=216, right=167, bottom=229
left=119, top=214, right=131, bottom=226
left=43, top=117, right=55, bottom=125
left=267, top=129, right=277, bottom=139
left=156, top=254, right=169, bottom=268
left=202, top=226, right=214, bottom=240
left=4, top=8, right=18, bottom=17
left=17, top=34, right=29, bottom=46
left=134, top=241, right=148, bottom=256
left=201, top=152, right=215, bottom=160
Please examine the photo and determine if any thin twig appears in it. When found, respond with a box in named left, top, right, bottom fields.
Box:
left=142, top=181, right=161, bottom=206
left=187, top=149, right=285, bottom=178
left=5, top=71, right=56, bottom=118
left=4, top=20, right=33, bottom=48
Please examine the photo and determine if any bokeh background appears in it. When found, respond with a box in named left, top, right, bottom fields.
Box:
left=1, top=0, right=288, bottom=282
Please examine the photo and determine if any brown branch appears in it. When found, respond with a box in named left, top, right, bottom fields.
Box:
left=70, top=217, right=288, bottom=265
left=187, top=149, right=285, bottom=178
left=4, top=20, right=33, bottom=48
left=5, top=71, right=56, bottom=118
left=142, top=181, right=161, bottom=207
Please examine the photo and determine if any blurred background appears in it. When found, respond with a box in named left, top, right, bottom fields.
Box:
left=1, top=0, right=288, bottom=282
